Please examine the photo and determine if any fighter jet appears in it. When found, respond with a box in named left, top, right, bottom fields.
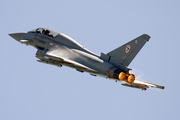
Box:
left=9, top=28, right=164, bottom=90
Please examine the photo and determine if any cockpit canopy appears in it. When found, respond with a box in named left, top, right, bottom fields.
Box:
left=28, top=28, right=59, bottom=38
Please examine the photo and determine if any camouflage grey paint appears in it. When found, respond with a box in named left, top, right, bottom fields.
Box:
left=9, top=28, right=164, bottom=90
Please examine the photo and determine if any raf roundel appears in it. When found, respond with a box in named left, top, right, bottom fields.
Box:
left=125, top=44, right=131, bottom=53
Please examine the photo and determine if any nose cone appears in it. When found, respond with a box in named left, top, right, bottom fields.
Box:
left=9, top=32, right=27, bottom=41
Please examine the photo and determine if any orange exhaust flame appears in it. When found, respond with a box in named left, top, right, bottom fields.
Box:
left=118, top=72, right=135, bottom=83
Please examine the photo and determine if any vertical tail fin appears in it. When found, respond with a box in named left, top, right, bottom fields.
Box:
left=106, top=34, right=150, bottom=67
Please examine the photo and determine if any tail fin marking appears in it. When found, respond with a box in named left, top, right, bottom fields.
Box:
left=107, top=34, right=150, bottom=67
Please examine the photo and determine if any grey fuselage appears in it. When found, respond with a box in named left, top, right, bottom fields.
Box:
left=9, top=28, right=127, bottom=80
left=9, top=28, right=165, bottom=90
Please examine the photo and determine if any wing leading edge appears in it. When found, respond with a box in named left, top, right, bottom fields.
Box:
left=44, top=54, right=99, bottom=74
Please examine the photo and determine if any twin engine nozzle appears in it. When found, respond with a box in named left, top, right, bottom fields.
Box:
left=119, top=72, right=135, bottom=83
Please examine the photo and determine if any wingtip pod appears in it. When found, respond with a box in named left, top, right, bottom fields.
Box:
left=141, top=34, right=151, bottom=41
left=153, top=84, right=165, bottom=89
left=142, top=81, right=165, bottom=90
left=133, top=80, right=165, bottom=90
left=121, top=82, right=165, bottom=91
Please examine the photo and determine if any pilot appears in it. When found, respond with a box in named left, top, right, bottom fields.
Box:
left=44, top=30, right=50, bottom=35
left=44, top=30, right=53, bottom=38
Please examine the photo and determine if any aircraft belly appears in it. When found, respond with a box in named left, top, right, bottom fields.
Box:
left=46, top=45, right=114, bottom=76
left=71, top=49, right=114, bottom=75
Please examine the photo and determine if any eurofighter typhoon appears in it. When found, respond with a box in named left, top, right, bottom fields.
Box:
left=9, top=28, right=164, bottom=90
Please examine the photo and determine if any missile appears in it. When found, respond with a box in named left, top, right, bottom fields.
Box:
left=121, top=83, right=147, bottom=90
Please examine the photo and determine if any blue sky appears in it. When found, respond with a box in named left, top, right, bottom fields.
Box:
left=1, top=0, right=180, bottom=120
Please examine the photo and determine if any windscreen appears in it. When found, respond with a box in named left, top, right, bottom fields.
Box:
left=28, top=28, right=59, bottom=38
